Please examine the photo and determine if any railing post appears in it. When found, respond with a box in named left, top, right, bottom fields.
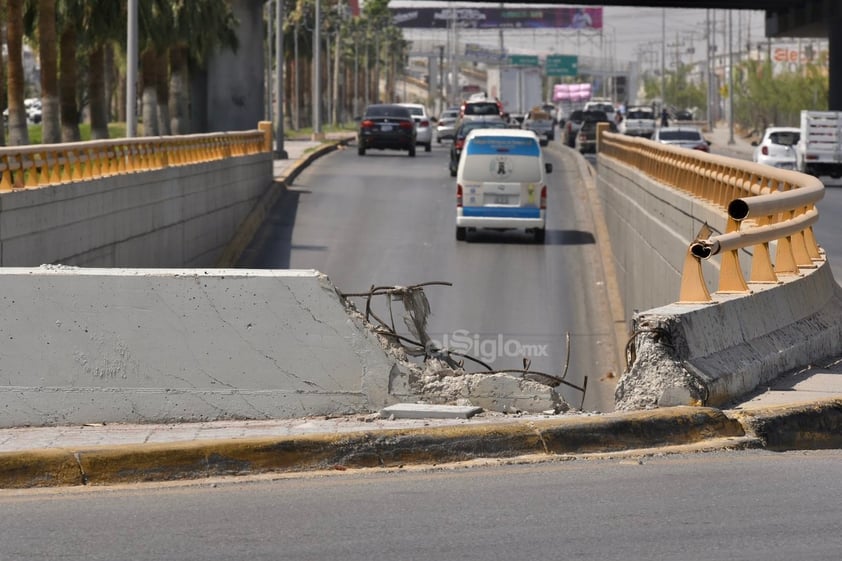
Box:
left=259, top=121, right=273, bottom=153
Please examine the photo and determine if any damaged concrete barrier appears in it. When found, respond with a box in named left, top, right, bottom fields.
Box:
left=0, top=267, right=399, bottom=428
left=615, top=261, right=842, bottom=410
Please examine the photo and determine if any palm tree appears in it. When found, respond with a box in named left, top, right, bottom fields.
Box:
left=82, top=0, right=122, bottom=139
left=37, top=0, right=60, bottom=143
left=6, top=0, right=30, bottom=145
left=57, top=0, right=81, bottom=141
left=168, top=0, right=238, bottom=134
left=0, top=1, right=7, bottom=147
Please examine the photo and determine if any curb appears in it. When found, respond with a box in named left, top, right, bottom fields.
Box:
left=726, top=398, right=842, bottom=451
left=0, top=406, right=744, bottom=488
left=215, top=138, right=353, bottom=267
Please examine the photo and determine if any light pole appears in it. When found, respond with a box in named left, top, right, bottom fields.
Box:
left=313, top=0, right=322, bottom=138
left=126, top=0, right=138, bottom=137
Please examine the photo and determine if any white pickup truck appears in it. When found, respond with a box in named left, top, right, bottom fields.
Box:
left=619, top=106, right=656, bottom=139
left=795, top=110, right=842, bottom=180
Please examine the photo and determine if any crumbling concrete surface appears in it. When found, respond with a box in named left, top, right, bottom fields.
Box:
left=340, top=286, right=573, bottom=415
left=614, top=315, right=708, bottom=411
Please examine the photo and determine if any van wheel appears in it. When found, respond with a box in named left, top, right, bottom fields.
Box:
left=456, top=227, right=466, bottom=241
left=449, top=166, right=457, bottom=177
left=533, top=228, right=545, bottom=244
left=425, top=143, right=432, bottom=152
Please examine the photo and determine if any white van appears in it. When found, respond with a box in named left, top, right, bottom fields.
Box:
left=455, top=129, right=552, bottom=243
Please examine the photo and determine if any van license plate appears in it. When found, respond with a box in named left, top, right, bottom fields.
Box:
left=492, top=195, right=512, bottom=204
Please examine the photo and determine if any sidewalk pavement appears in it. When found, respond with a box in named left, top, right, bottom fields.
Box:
left=703, top=121, right=756, bottom=160
left=2, top=130, right=842, bottom=489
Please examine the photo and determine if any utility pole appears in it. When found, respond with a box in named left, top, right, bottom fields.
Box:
left=706, top=9, right=713, bottom=130
left=126, top=0, right=138, bottom=137
left=727, top=9, right=734, bottom=145
left=313, top=0, right=322, bottom=138
left=660, top=8, right=666, bottom=110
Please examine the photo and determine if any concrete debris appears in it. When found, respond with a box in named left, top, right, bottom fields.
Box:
left=614, top=316, right=708, bottom=410
left=339, top=287, right=573, bottom=415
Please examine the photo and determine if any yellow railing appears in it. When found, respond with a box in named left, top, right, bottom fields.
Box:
left=598, top=124, right=825, bottom=303
left=0, top=123, right=272, bottom=192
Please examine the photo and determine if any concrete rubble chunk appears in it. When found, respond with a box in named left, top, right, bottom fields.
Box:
left=380, top=403, right=484, bottom=419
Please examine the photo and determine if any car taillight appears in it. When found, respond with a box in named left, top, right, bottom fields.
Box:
left=399, top=121, right=413, bottom=130
left=455, top=139, right=464, bottom=150
left=420, top=120, right=429, bottom=127
left=457, top=184, right=463, bottom=207
left=361, top=119, right=375, bottom=129
left=694, top=144, right=709, bottom=152
left=540, top=186, right=547, bottom=210
left=761, top=146, right=769, bottom=155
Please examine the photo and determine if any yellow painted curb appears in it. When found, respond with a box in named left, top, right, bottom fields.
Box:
left=727, top=398, right=842, bottom=451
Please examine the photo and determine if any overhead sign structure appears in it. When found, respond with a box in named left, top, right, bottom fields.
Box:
left=389, top=7, right=603, bottom=30
left=546, top=55, right=578, bottom=77
left=509, top=55, right=539, bottom=67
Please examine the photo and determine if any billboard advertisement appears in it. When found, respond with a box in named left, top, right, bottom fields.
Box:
left=390, top=7, right=603, bottom=30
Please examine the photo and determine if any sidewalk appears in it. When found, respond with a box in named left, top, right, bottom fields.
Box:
left=703, top=121, right=756, bottom=160
left=2, top=129, right=842, bottom=489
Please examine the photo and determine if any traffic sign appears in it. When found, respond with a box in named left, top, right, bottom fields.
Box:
left=546, top=55, right=578, bottom=77
left=508, top=54, right=539, bottom=67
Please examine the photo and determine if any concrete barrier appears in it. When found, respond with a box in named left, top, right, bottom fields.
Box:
left=0, top=267, right=400, bottom=428
left=596, top=153, right=842, bottom=410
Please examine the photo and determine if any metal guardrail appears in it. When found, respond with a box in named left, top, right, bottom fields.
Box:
left=0, top=123, right=271, bottom=192
left=597, top=123, right=825, bottom=304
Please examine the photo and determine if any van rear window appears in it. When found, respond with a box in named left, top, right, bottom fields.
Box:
left=465, top=136, right=540, bottom=157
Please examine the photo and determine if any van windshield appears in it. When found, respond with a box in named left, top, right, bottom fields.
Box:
left=463, top=136, right=543, bottom=182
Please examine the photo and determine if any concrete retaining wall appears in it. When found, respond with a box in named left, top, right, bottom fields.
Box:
left=0, top=268, right=400, bottom=428
left=0, top=154, right=272, bottom=267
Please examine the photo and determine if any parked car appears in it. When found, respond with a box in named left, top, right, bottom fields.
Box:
left=449, top=119, right=508, bottom=177
left=435, top=109, right=460, bottom=143
left=752, top=126, right=800, bottom=169
left=399, top=103, right=433, bottom=152
left=674, top=108, right=694, bottom=121
left=577, top=119, right=618, bottom=154
left=455, top=128, right=552, bottom=243
left=652, top=126, right=711, bottom=152
left=522, top=108, right=555, bottom=145
left=357, top=104, right=417, bottom=157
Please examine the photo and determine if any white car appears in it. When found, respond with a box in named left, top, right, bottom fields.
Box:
left=399, top=103, right=433, bottom=152
left=653, top=126, right=710, bottom=152
left=455, top=128, right=552, bottom=243
left=752, top=126, right=800, bottom=169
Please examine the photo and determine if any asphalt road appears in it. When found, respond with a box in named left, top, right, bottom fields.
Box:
left=3, top=449, right=841, bottom=560
left=238, top=140, right=618, bottom=411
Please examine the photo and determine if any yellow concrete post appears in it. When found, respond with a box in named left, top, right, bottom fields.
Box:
left=258, top=121, right=273, bottom=153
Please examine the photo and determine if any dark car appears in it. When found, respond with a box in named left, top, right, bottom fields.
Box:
left=357, top=104, right=417, bottom=157
left=562, top=109, right=586, bottom=147
left=674, top=109, right=694, bottom=121
left=577, top=119, right=618, bottom=154
left=448, top=119, right=508, bottom=176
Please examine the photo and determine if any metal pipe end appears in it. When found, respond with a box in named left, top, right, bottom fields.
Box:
left=728, top=199, right=749, bottom=221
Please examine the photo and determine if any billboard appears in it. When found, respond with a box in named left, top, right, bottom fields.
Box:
left=390, top=7, right=603, bottom=30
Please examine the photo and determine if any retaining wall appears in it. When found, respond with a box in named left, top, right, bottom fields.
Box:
left=0, top=154, right=272, bottom=267
left=0, top=268, right=400, bottom=428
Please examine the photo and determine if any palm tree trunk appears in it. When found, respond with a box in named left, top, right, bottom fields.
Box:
left=7, top=0, right=30, bottom=145
left=0, top=0, right=6, bottom=147
left=155, top=51, right=171, bottom=135
left=104, top=43, right=116, bottom=122
left=169, top=44, right=190, bottom=134
left=39, top=0, right=60, bottom=144
left=59, top=25, right=81, bottom=142
left=88, top=43, right=109, bottom=139
left=140, top=47, right=159, bottom=136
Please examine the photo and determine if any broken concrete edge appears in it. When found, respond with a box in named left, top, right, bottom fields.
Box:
left=216, top=138, right=352, bottom=268
left=7, top=402, right=838, bottom=489
left=615, top=262, right=842, bottom=411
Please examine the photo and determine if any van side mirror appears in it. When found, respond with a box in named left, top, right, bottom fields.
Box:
left=545, top=163, right=553, bottom=173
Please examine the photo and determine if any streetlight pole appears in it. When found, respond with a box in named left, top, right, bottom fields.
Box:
left=313, top=0, right=322, bottom=138
left=727, top=10, right=735, bottom=145
left=661, top=8, right=666, bottom=111
left=126, top=0, right=138, bottom=137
